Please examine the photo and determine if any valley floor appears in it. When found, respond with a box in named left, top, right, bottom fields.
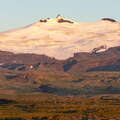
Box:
left=0, top=94, right=119, bottom=120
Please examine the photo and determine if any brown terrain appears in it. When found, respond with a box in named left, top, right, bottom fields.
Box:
left=0, top=46, right=119, bottom=96
left=0, top=46, right=119, bottom=120
left=1, top=46, right=120, bottom=73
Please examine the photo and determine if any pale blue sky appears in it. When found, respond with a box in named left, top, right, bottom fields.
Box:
left=0, top=0, right=119, bottom=31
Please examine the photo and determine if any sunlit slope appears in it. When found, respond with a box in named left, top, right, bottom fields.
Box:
left=0, top=17, right=120, bottom=59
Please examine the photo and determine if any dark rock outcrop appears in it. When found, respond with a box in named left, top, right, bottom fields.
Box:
left=102, top=18, right=117, bottom=22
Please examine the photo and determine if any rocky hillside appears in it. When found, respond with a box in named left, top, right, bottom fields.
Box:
left=1, top=46, right=120, bottom=73
left=0, top=46, right=120, bottom=95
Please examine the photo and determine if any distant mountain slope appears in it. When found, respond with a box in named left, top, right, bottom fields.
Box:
left=0, top=16, right=120, bottom=59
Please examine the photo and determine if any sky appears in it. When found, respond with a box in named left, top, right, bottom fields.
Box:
left=0, top=0, right=120, bottom=31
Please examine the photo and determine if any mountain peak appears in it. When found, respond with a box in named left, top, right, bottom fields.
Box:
left=39, top=15, right=75, bottom=24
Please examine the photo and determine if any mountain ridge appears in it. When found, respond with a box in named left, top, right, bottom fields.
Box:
left=0, top=45, right=120, bottom=72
